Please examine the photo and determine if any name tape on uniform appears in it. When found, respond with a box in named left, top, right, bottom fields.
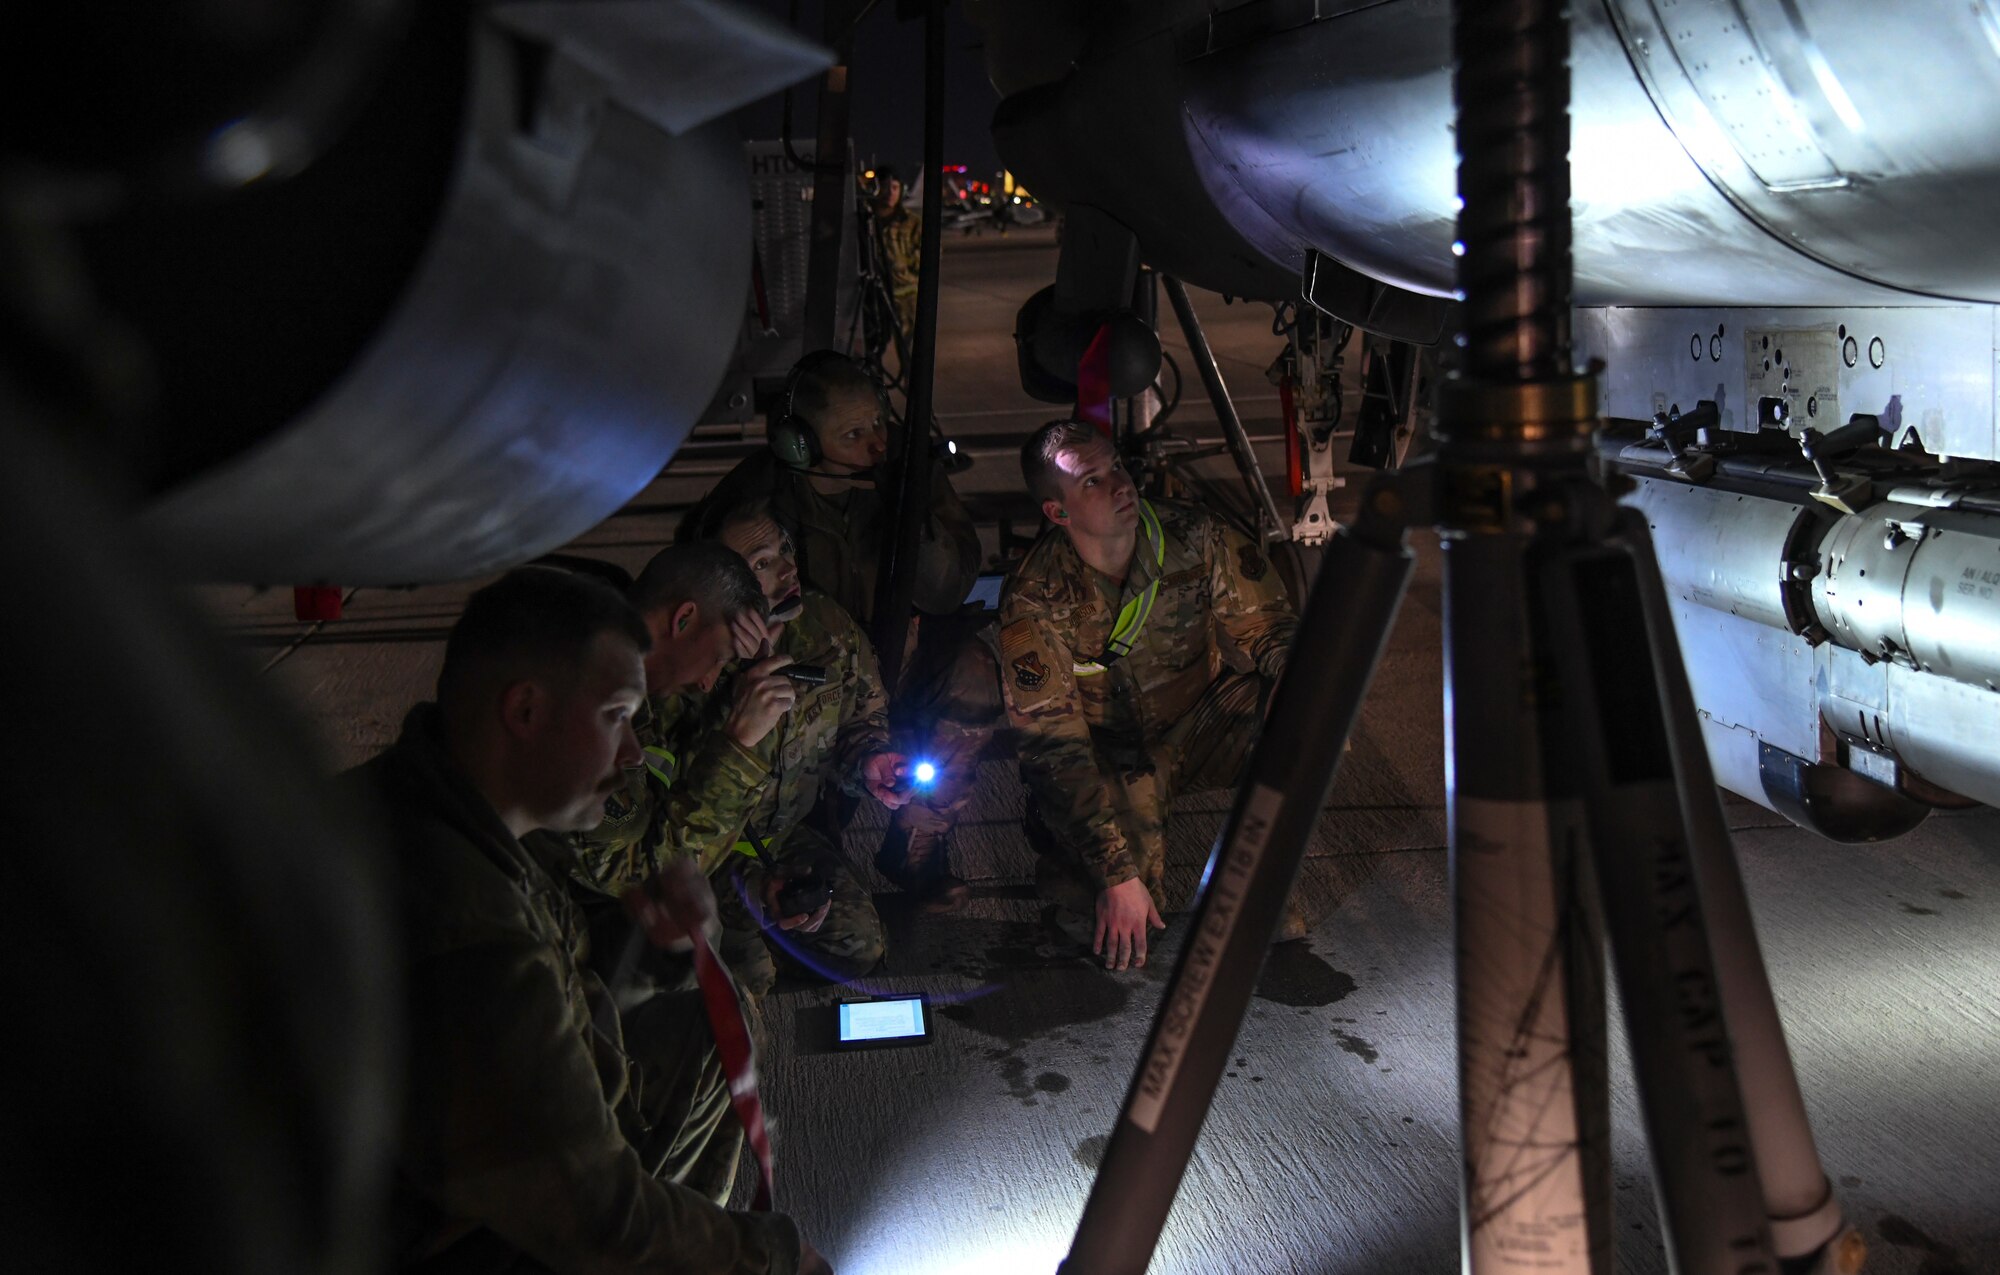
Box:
left=1127, top=782, right=1285, bottom=1135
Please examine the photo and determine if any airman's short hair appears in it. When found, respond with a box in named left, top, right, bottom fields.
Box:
left=790, top=353, right=882, bottom=432
left=686, top=495, right=785, bottom=547
left=1020, top=419, right=1107, bottom=504
left=629, top=541, right=767, bottom=624
left=437, top=567, right=649, bottom=710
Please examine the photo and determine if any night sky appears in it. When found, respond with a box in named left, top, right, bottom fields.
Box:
left=729, top=1, right=1008, bottom=185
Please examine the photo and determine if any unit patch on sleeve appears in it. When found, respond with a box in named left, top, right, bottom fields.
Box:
left=1013, top=651, right=1048, bottom=690
left=1000, top=617, right=1054, bottom=695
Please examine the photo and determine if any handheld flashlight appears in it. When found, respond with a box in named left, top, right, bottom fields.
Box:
left=911, top=760, right=938, bottom=786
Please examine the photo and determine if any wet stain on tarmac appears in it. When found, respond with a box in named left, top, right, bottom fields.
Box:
left=947, top=951, right=1130, bottom=1104
left=1878, top=1214, right=1970, bottom=1275
left=1075, top=1134, right=1109, bottom=1169
left=940, top=965, right=1131, bottom=1047
left=1333, top=1030, right=1380, bottom=1065
left=937, top=918, right=1090, bottom=981
left=1254, top=943, right=1358, bottom=1008
left=1939, top=889, right=1968, bottom=900
left=986, top=1052, right=1057, bottom=1107
left=1900, top=901, right=1941, bottom=916
left=992, top=1051, right=1035, bottom=1103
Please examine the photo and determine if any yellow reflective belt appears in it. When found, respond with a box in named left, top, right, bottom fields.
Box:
left=730, top=840, right=762, bottom=860
left=642, top=745, right=676, bottom=787
left=1075, top=499, right=1166, bottom=677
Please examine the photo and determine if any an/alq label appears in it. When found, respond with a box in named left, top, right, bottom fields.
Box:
left=1127, top=783, right=1285, bottom=1135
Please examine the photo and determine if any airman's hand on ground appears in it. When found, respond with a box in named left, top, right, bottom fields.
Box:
left=1095, top=877, right=1165, bottom=971
left=724, top=654, right=797, bottom=748
left=862, top=751, right=915, bottom=809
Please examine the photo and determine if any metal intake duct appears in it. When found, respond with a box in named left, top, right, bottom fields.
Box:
left=18, top=0, right=830, bottom=585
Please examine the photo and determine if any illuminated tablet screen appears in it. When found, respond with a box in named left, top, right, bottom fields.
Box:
left=837, top=995, right=929, bottom=1047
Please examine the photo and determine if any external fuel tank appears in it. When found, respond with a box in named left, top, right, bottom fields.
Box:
left=980, top=0, right=2000, bottom=312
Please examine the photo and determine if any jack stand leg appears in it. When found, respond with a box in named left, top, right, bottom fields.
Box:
left=1060, top=477, right=1416, bottom=1275
left=1447, top=530, right=1613, bottom=1275
left=1538, top=518, right=1781, bottom=1274
left=1620, top=512, right=1866, bottom=1275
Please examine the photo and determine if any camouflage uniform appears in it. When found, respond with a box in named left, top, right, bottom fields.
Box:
left=686, top=449, right=979, bottom=626
left=876, top=204, right=921, bottom=340
left=685, top=449, right=1002, bottom=891
left=702, top=591, right=894, bottom=995
left=998, top=499, right=1297, bottom=920
left=568, top=691, right=770, bottom=896
left=356, top=706, right=801, bottom=1274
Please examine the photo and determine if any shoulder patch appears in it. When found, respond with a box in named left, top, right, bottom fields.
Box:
left=1238, top=543, right=1267, bottom=581
left=1012, top=650, right=1049, bottom=691
left=1000, top=617, right=1055, bottom=696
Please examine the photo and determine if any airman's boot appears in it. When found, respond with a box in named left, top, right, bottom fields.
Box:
left=877, top=811, right=971, bottom=913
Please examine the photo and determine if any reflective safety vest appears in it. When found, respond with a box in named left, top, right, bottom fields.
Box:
left=1074, top=499, right=1166, bottom=677
left=642, top=745, right=676, bottom=787
left=646, top=741, right=764, bottom=861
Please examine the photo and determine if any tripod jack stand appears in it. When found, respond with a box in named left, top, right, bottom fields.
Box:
left=1058, top=2, right=1862, bottom=1271
left=1057, top=425, right=1865, bottom=1275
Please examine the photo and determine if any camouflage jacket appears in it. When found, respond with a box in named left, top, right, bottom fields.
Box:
left=687, top=449, right=980, bottom=621
left=876, top=206, right=921, bottom=296
left=568, top=690, right=772, bottom=895
left=715, top=590, right=891, bottom=858
left=355, top=706, right=801, bottom=1274
left=997, top=499, right=1296, bottom=888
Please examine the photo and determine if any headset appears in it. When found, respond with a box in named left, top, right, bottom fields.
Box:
left=770, top=350, right=894, bottom=472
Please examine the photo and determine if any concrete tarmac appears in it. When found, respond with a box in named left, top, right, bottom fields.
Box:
left=202, top=231, right=2000, bottom=1275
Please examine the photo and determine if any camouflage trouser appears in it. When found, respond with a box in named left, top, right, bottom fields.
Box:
left=414, top=1007, right=745, bottom=1275
left=878, top=615, right=1006, bottom=887
left=615, top=988, right=744, bottom=1205
left=1030, top=668, right=1272, bottom=934
left=568, top=899, right=748, bottom=1208
left=712, top=823, right=886, bottom=997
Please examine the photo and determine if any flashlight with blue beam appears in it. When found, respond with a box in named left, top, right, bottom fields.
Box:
left=905, top=758, right=938, bottom=790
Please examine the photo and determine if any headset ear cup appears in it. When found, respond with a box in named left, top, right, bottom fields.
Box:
left=769, top=415, right=819, bottom=470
